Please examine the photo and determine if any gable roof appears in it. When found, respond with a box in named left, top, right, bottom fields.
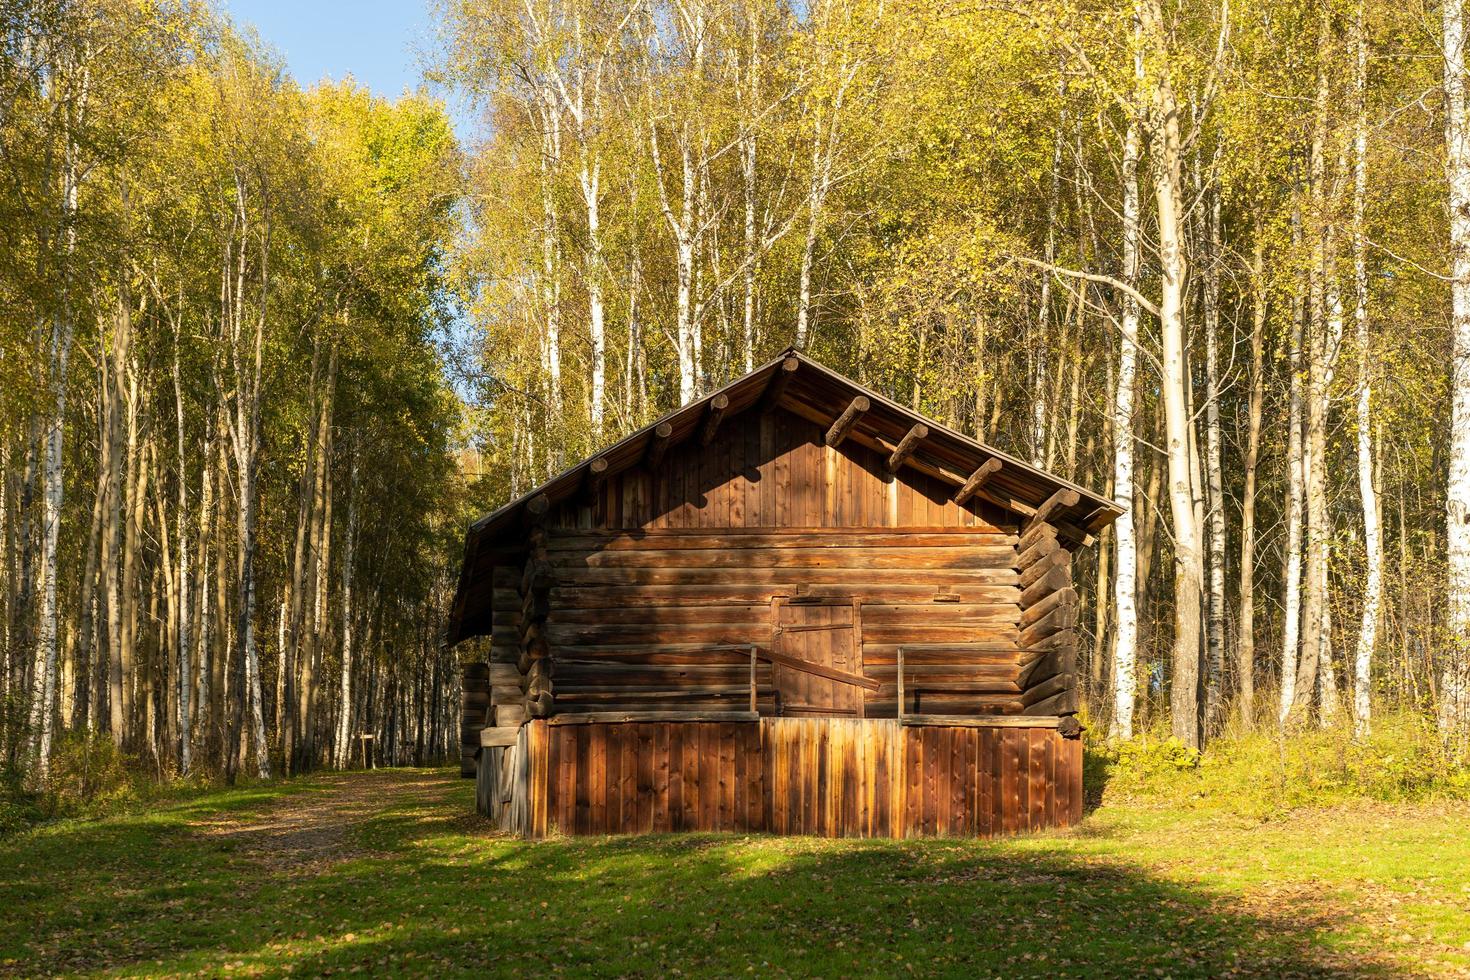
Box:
left=447, top=349, right=1124, bottom=646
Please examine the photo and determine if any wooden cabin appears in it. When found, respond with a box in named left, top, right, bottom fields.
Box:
left=448, top=351, right=1122, bottom=837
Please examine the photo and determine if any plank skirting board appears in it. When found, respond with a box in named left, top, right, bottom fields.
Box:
left=476, top=717, right=1082, bottom=838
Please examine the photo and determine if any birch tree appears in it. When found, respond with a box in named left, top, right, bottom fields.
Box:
left=1140, top=0, right=1206, bottom=749
left=1352, top=1, right=1382, bottom=738
left=1445, top=0, right=1470, bottom=735
left=1110, top=31, right=1143, bottom=740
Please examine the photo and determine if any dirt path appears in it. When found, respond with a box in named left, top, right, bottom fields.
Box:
left=191, top=769, right=460, bottom=875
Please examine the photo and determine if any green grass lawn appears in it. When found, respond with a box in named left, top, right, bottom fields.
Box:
left=2, top=769, right=1467, bottom=978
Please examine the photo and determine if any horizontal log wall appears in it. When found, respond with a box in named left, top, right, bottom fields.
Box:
left=540, top=529, right=1022, bottom=717
left=460, top=662, right=489, bottom=777
left=512, top=718, right=1082, bottom=838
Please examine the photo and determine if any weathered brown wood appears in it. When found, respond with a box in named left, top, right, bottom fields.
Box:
left=456, top=356, right=1123, bottom=838
left=612, top=716, right=1083, bottom=838
left=1019, top=587, right=1076, bottom=629
left=1023, top=489, right=1079, bottom=535
left=1022, top=688, right=1079, bottom=716
left=886, top=423, right=930, bottom=474
left=1020, top=672, right=1074, bottom=708
left=547, top=529, right=1013, bottom=549
left=757, top=644, right=880, bottom=692
left=520, top=559, right=554, bottom=597
left=526, top=493, right=550, bottom=520
left=645, top=421, right=674, bottom=470
left=1018, top=605, right=1077, bottom=648
left=480, top=726, right=522, bottom=747
left=557, top=566, right=1018, bottom=588
left=1017, top=646, right=1074, bottom=689
left=549, top=711, right=760, bottom=725
left=1019, top=564, right=1071, bottom=608
left=759, top=356, right=800, bottom=414
left=583, top=457, right=609, bottom=502
left=1017, top=520, right=1058, bottom=555
left=954, top=458, right=1003, bottom=504
left=900, top=715, right=1062, bottom=729
left=552, top=544, right=1016, bottom=570
left=551, top=584, right=1020, bottom=607
left=700, top=393, right=730, bottom=446
left=824, top=395, right=870, bottom=447
left=520, top=588, right=550, bottom=624
left=1016, top=533, right=1061, bottom=571
left=1019, top=548, right=1069, bottom=589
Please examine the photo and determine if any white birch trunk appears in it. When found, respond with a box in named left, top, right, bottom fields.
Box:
left=741, top=56, right=758, bottom=375
left=29, top=111, right=82, bottom=774
left=539, top=94, right=563, bottom=437
left=1443, top=0, right=1470, bottom=734
left=1142, top=0, right=1205, bottom=748
left=649, top=122, right=699, bottom=404
left=586, top=163, right=606, bottom=436
left=1110, top=77, right=1142, bottom=741
left=1281, top=299, right=1306, bottom=723
left=174, top=346, right=192, bottom=775
left=1353, top=5, right=1382, bottom=738
left=1203, top=184, right=1227, bottom=738
left=334, top=453, right=358, bottom=769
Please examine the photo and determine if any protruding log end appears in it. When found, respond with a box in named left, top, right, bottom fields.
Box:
left=954, top=457, right=1004, bottom=504
left=760, top=357, right=800, bottom=412
left=645, top=421, right=674, bottom=470
left=886, top=423, right=929, bottom=474
left=701, top=393, right=730, bottom=445
left=825, top=395, right=871, bottom=447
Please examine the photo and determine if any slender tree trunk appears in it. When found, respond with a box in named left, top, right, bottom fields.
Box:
left=174, top=342, right=192, bottom=774
left=1443, top=0, right=1470, bottom=734
left=282, top=342, right=323, bottom=771
left=649, top=121, right=699, bottom=402
left=1202, top=180, right=1227, bottom=739
left=1281, top=291, right=1307, bottom=722
left=1296, top=16, right=1342, bottom=723
left=76, top=426, right=104, bottom=733
left=334, top=448, right=359, bottom=769
left=1032, top=92, right=1063, bottom=469
left=1110, top=67, right=1142, bottom=740
left=1142, top=0, right=1204, bottom=748
left=104, top=294, right=128, bottom=746
left=740, top=20, right=759, bottom=374
left=539, top=93, right=563, bottom=436
left=1237, top=236, right=1267, bottom=726
left=119, top=355, right=147, bottom=749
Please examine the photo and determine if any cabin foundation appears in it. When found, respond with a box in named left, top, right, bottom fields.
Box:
left=476, top=717, right=1080, bottom=837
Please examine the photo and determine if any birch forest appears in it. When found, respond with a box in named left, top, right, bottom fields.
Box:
left=1, top=0, right=471, bottom=785
left=8, top=0, right=1470, bottom=794
left=441, top=0, right=1470, bottom=755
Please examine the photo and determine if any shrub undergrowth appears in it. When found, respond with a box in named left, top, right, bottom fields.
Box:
left=0, top=731, right=204, bottom=839
left=1087, top=711, right=1470, bottom=818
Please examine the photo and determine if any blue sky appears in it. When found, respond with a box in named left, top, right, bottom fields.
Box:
left=223, top=0, right=477, bottom=141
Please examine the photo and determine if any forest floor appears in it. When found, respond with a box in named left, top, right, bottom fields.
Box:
left=1, top=768, right=1468, bottom=978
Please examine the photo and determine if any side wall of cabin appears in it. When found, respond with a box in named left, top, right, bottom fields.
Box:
left=468, top=406, right=1082, bottom=832
left=528, top=409, right=1031, bottom=721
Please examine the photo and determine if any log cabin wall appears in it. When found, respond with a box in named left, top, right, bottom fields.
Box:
left=459, top=663, right=488, bottom=776
left=531, top=410, right=1028, bottom=721
left=457, top=352, right=1116, bottom=832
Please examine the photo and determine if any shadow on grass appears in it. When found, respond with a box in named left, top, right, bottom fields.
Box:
left=1, top=771, right=1386, bottom=978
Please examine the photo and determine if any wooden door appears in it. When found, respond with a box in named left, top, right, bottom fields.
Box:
left=772, top=599, right=862, bottom=716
